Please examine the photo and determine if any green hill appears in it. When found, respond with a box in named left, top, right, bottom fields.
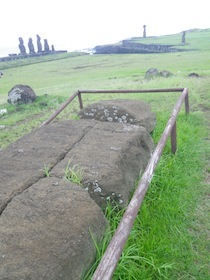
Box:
left=0, top=28, right=209, bottom=279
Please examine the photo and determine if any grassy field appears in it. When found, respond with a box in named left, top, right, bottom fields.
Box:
left=0, top=29, right=209, bottom=279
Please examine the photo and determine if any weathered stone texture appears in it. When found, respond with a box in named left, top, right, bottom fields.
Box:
left=0, top=120, right=95, bottom=213
left=0, top=177, right=107, bottom=280
left=0, top=105, right=155, bottom=279
left=78, top=99, right=156, bottom=133
left=7, top=84, right=37, bottom=104
left=51, top=121, right=154, bottom=208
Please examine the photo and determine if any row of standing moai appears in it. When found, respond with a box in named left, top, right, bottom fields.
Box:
left=18, top=34, right=55, bottom=55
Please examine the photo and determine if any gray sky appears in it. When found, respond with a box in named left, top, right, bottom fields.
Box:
left=0, top=0, right=209, bottom=57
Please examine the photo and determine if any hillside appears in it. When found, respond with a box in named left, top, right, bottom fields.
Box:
left=0, top=28, right=210, bottom=279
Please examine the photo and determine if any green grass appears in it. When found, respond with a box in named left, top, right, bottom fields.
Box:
left=64, top=160, right=83, bottom=185
left=0, top=28, right=209, bottom=279
left=85, top=112, right=209, bottom=279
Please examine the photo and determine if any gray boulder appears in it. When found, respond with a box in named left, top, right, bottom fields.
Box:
left=145, top=68, right=159, bottom=78
left=159, top=70, right=173, bottom=77
left=145, top=68, right=173, bottom=78
left=188, top=72, right=200, bottom=78
left=7, top=84, right=37, bottom=104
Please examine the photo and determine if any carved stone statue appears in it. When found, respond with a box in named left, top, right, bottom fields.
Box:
left=51, top=45, right=55, bottom=52
left=18, top=37, right=26, bottom=55
left=182, top=31, right=186, bottom=44
left=28, top=38, right=35, bottom=54
left=36, top=34, right=42, bottom=52
left=44, top=39, right=50, bottom=52
left=143, top=25, right=146, bottom=38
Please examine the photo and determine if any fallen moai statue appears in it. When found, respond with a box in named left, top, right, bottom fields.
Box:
left=0, top=99, right=155, bottom=279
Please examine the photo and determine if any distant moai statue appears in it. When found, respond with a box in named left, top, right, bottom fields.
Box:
left=44, top=39, right=50, bottom=52
left=36, top=34, right=42, bottom=52
left=18, top=37, right=26, bottom=55
left=51, top=45, right=55, bottom=52
left=182, top=31, right=186, bottom=45
left=28, top=38, right=35, bottom=54
left=143, top=25, right=146, bottom=38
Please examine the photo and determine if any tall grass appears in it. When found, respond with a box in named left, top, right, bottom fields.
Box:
left=84, top=112, right=208, bottom=279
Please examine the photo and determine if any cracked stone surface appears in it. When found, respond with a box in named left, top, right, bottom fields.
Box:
left=0, top=119, right=95, bottom=213
left=51, top=121, right=154, bottom=208
left=0, top=118, right=154, bottom=279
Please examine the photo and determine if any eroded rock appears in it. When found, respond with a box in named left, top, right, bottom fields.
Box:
left=7, top=84, right=37, bottom=104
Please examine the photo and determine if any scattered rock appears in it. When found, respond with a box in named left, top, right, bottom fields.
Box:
left=159, top=70, right=173, bottom=77
left=145, top=68, right=159, bottom=78
left=188, top=72, right=200, bottom=78
left=145, top=68, right=173, bottom=78
left=7, top=84, right=37, bottom=105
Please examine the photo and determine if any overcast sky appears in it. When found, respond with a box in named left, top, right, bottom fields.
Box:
left=0, top=0, right=209, bottom=57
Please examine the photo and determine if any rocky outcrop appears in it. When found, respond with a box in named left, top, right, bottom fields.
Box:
left=145, top=68, right=173, bottom=79
left=94, top=40, right=185, bottom=54
left=7, top=84, right=37, bottom=104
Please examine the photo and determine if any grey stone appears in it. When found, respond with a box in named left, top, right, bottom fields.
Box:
left=145, top=68, right=159, bottom=78
left=0, top=177, right=107, bottom=280
left=52, top=121, right=154, bottom=208
left=159, top=70, right=173, bottom=77
left=78, top=99, right=156, bottom=133
left=0, top=118, right=154, bottom=278
left=7, top=84, right=37, bottom=105
left=0, top=119, right=95, bottom=213
left=188, top=72, right=200, bottom=78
